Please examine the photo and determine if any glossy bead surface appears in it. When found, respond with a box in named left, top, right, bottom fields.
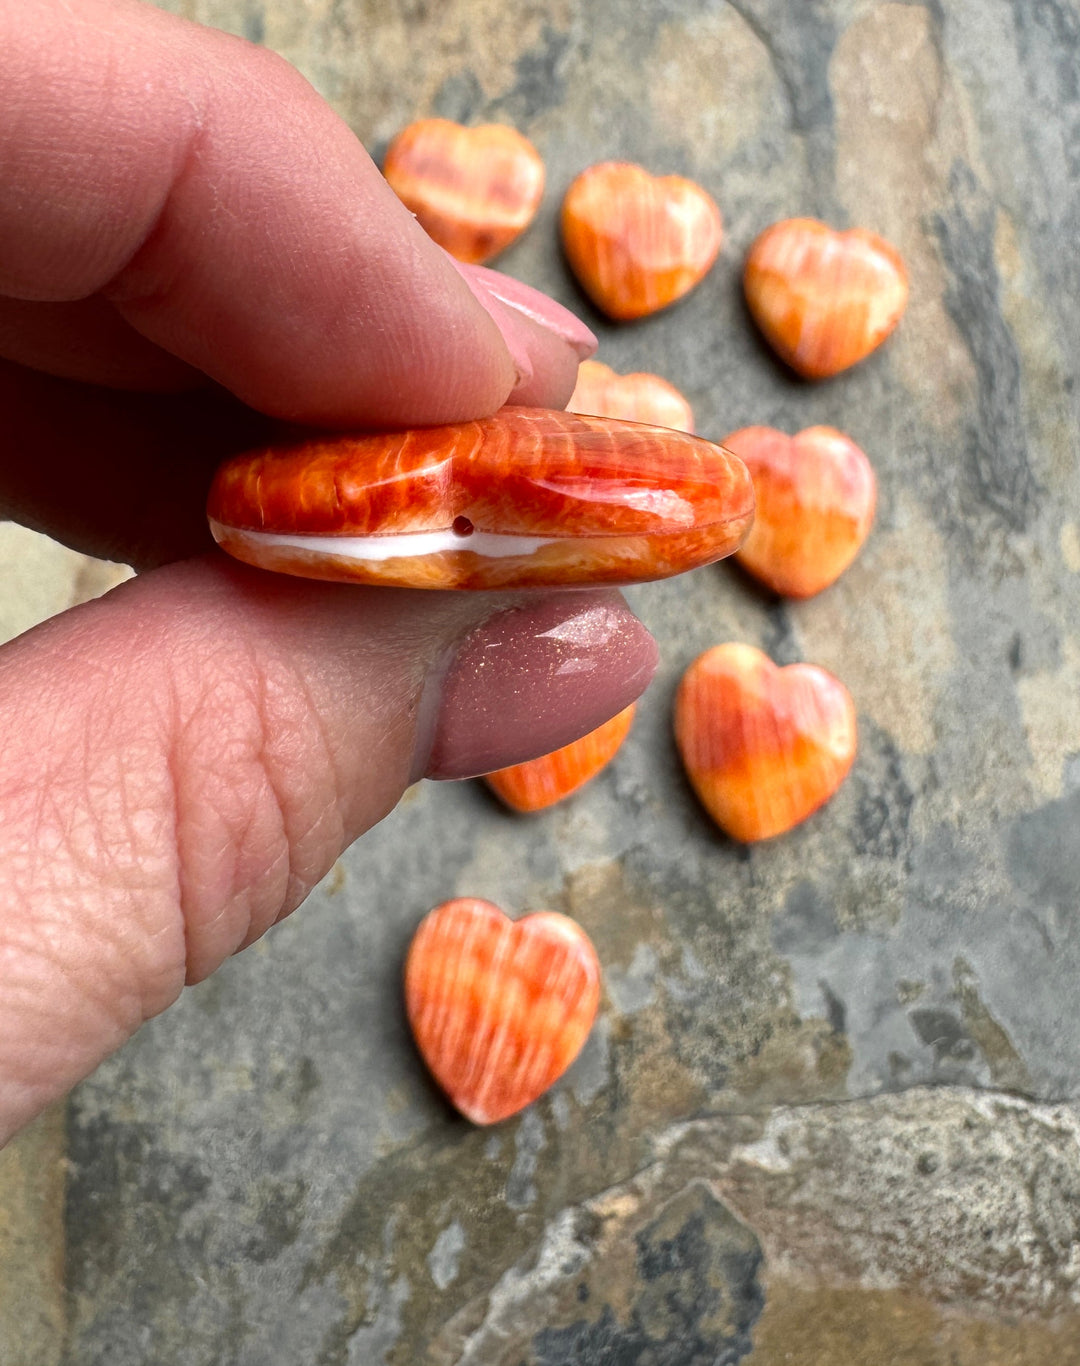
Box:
left=744, top=218, right=908, bottom=379
left=382, top=118, right=544, bottom=264
left=485, top=704, right=635, bottom=812
left=674, top=643, right=856, bottom=842
left=561, top=162, right=722, bottom=320
left=404, top=898, right=601, bottom=1125
left=207, top=407, right=755, bottom=590
left=568, top=359, right=694, bottom=433
left=724, top=425, right=876, bottom=597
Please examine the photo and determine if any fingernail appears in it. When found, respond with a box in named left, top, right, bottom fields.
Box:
left=451, top=258, right=597, bottom=407
left=454, top=265, right=535, bottom=391
left=459, top=263, right=598, bottom=359
left=413, top=592, right=658, bottom=782
left=461, top=285, right=535, bottom=393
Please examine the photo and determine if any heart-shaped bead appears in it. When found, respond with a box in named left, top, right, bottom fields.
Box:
left=674, top=643, right=856, bottom=842
left=723, top=425, right=876, bottom=597
left=207, top=407, right=755, bottom=590
left=568, top=360, right=695, bottom=433
left=744, top=218, right=908, bottom=378
left=561, top=162, right=723, bottom=320
left=485, top=703, right=636, bottom=811
left=405, top=898, right=601, bottom=1124
left=383, top=119, right=545, bottom=264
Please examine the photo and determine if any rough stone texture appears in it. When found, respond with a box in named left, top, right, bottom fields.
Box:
left=0, top=1106, right=67, bottom=1366
left=2, top=0, right=1079, bottom=1362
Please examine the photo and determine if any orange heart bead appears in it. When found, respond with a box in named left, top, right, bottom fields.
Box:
left=404, top=898, right=601, bottom=1124
left=561, top=162, right=723, bottom=320
left=723, top=425, right=876, bottom=597
left=485, top=703, right=636, bottom=812
left=383, top=119, right=544, bottom=265
left=568, top=359, right=695, bottom=433
left=674, top=643, right=857, bottom=842
left=744, top=218, right=908, bottom=378
left=207, top=407, right=755, bottom=590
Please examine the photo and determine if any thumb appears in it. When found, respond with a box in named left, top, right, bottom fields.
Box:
left=0, top=561, right=656, bottom=1145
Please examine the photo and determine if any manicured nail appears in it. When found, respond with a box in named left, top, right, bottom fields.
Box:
left=451, top=258, right=597, bottom=407
left=460, top=263, right=598, bottom=358
left=457, top=269, right=535, bottom=391
left=414, top=592, right=658, bottom=781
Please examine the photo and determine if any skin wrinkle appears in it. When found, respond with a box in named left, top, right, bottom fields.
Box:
left=3, top=709, right=175, bottom=995
left=0, top=618, right=187, bottom=1050
left=104, top=118, right=209, bottom=318
left=162, top=660, right=204, bottom=992
left=284, top=645, right=410, bottom=864
left=261, top=661, right=350, bottom=922
left=42, top=713, right=183, bottom=1027
left=0, top=826, right=178, bottom=1098
left=0, top=8, right=200, bottom=300
left=5, top=616, right=297, bottom=1017
left=168, top=629, right=358, bottom=981
left=171, top=657, right=282, bottom=979
left=1, top=604, right=306, bottom=1020
left=1, top=0, right=521, bottom=422
left=2, top=916, right=152, bottom=1048
left=195, top=729, right=295, bottom=966
left=0, top=957, right=122, bottom=1092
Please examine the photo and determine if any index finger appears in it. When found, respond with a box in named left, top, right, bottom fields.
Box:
left=0, top=0, right=566, bottom=426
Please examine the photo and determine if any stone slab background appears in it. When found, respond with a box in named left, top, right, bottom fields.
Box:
left=1, top=1, right=1079, bottom=1362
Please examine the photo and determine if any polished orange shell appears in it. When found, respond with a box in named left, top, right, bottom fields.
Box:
left=744, top=218, right=908, bottom=378
left=206, top=407, right=755, bottom=589
left=485, top=704, right=635, bottom=812
left=404, top=898, right=601, bottom=1124
left=561, top=162, right=722, bottom=320
left=724, top=425, right=876, bottom=597
left=568, top=360, right=694, bottom=433
left=674, top=643, right=857, bottom=842
left=382, top=118, right=545, bottom=264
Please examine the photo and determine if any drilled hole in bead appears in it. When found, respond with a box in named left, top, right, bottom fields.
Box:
left=452, top=516, right=475, bottom=538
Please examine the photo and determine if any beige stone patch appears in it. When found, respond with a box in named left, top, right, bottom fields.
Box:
left=563, top=859, right=665, bottom=966
left=0, top=1106, right=66, bottom=1366
left=154, top=0, right=247, bottom=34
left=795, top=493, right=955, bottom=755
left=1015, top=635, right=1080, bottom=800
left=744, top=1280, right=1080, bottom=1366
left=561, top=861, right=710, bottom=1126
left=831, top=5, right=977, bottom=430
left=1060, top=522, right=1080, bottom=573
left=649, top=7, right=782, bottom=155
left=153, top=0, right=338, bottom=59
left=0, top=523, right=85, bottom=645
left=70, top=557, right=134, bottom=607
left=322, top=859, right=347, bottom=895
left=994, top=207, right=1024, bottom=285
left=952, top=956, right=1032, bottom=1095
left=153, top=0, right=573, bottom=141
left=0, top=525, right=132, bottom=647
left=728, top=1014, right=852, bottom=1109
left=897, top=978, right=927, bottom=1005
left=993, top=208, right=1075, bottom=501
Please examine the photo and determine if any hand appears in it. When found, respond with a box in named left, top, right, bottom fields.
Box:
left=0, top=0, right=658, bottom=1146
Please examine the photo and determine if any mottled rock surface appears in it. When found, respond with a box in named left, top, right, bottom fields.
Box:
left=2, top=0, right=1079, bottom=1362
